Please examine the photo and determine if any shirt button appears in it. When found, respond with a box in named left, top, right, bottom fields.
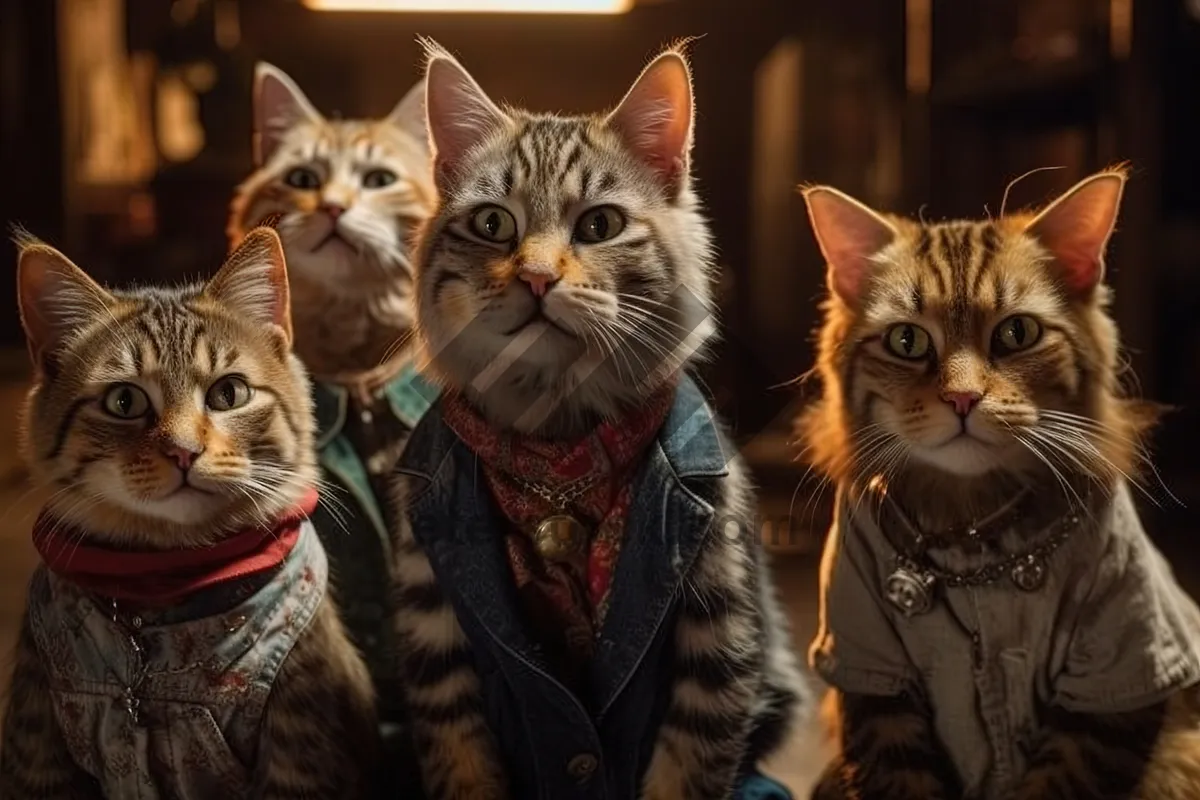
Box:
left=567, top=753, right=598, bottom=783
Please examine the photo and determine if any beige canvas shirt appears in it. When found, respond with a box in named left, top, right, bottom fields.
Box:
left=810, top=480, right=1200, bottom=800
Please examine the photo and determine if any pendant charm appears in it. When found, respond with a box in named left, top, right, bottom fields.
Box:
left=1010, top=554, right=1048, bottom=592
left=885, top=561, right=937, bottom=617
left=532, top=515, right=588, bottom=561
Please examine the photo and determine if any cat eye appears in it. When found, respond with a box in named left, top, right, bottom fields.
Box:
left=883, top=323, right=933, bottom=360
left=362, top=169, right=397, bottom=189
left=470, top=205, right=518, bottom=243
left=284, top=167, right=321, bottom=190
left=992, top=315, right=1043, bottom=355
left=206, top=376, right=253, bottom=412
left=102, top=384, right=151, bottom=420
left=574, top=206, right=626, bottom=243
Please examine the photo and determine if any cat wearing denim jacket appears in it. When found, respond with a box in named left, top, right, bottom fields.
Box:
left=386, top=40, right=807, bottom=800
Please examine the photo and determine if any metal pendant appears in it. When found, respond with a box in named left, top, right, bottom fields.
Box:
left=885, top=561, right=938, bottom=617
left=1010, top=553, right=1048, bottom=592
left=532, top=515, right=588, bottom=561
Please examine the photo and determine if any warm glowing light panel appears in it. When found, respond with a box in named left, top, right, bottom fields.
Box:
left=303, top=0, right=632, bottom=13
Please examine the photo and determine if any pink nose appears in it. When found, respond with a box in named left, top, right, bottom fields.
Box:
left=517, top=266, right=558, bottom=298
left=941, top=390, right=982, bottom=417
left=163, top=445, right=203, bottom=470
left=321, top=203, right=344, bottom=220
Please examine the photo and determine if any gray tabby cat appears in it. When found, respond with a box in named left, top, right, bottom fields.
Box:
left=0, top=226, right=376, bottom=799
left=386, top=40, right=806, bottom=800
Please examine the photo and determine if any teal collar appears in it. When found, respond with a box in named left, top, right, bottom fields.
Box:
left=312, top=361, right=439, bottom=450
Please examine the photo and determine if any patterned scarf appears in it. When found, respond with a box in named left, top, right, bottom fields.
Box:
left=442, top=385, right=675, bottom=688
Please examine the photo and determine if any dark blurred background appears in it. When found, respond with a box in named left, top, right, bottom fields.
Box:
left=1, top=0, right=1198, bottom=788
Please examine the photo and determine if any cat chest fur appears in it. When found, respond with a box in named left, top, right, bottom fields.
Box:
left=26, top=520, right=327, bottom=798
left=812, top=481, right=1200, bottom=799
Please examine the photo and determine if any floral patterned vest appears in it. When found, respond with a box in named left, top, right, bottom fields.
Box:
left=27, top=520, right=327, bottom=798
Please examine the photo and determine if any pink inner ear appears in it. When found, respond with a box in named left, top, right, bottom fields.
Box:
left=607, top=54, right=693, bottom=190
left=254, top=67, right=320, bottom=165
left=805, top=188, right=895, bottom=305
left=425, top=57, right=504, bottom=182
left=1053, top=246, right=1100, bottom=293
left=1026, top=172, right=1124, bottom=296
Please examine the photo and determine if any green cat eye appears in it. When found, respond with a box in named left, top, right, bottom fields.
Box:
left=574, top=206, right=626, bottom=243
left=284, top=167, right=321, bottom=190
left=992, top=315, right=1043, bottom=355
left=883, top=323, right=933, bottom=360
left=102, top=384, right=150, bottom=419
left=362, top=169, right=397, bottom=189
left=206, top=376, right=253, bottom=412
left=470, top=205, right=518, bottom=243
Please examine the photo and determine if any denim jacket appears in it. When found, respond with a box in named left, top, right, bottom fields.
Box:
left=28, top=520, right=326, bottom=799
left=396, top=375, right=793, bottom=800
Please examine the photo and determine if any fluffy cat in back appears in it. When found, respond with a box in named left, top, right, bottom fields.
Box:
left=228, top=63, right=433, bottom=380
left=0, top=227, right=376, bottom=799
left=387, top=40, right=805, bottom=800
left=800, top=168, right=1200, bottom=800
left=227, top=65, right=438, bottom=791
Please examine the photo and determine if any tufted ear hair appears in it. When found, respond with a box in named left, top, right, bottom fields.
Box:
left=205, top=226, right=293, bottom=345
left=1025, top=170, right=1126, bottom=297
left=16, top=232, right=116, bottom=370
left=606, top=48, right=695, bottom=198
left=421, top=39, right=507, bottom=188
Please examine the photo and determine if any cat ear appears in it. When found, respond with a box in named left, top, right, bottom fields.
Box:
left=1025, top=170, right=1126, bottom=297
left=253, top=62, right=323, bottom=167
left=385, top=79, right=428, bottom=151
left=422, top=41, right=507, bottom=186
left=606, top=49, right=694, bottom=197
left=803, top=186, right=897, bottom=306
left=16, top=233, right=115, bottom=368
left=206, top=227, right=293, bottom=345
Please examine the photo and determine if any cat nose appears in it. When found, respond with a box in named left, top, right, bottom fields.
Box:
left=163, top=444, right=204, bottom=470
left=321, top=203, right=345, bottom=220
left=517, top=264, right=560, bottom=298
left=940, top=390, right=982, bottom=417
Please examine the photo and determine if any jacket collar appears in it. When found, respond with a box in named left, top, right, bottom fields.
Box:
left=313, top=361, right=439, bottom=450
left=398, top=373, right=730, bottom=482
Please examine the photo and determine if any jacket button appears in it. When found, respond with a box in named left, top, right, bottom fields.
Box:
left=567, top=753, right=598, bottom=783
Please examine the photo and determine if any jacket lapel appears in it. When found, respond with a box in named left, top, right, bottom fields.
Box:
left=591, top=442, right=716, bottom=717
left=590, top=375, right=731, bottom=717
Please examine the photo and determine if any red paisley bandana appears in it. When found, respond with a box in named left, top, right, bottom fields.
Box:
left=32, top=488, right=319, bottom=608
left=442, top=385, right=675, bottom=686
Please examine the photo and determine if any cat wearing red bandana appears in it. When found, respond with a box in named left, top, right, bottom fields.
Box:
left=0, top=226, right=376, bottom=799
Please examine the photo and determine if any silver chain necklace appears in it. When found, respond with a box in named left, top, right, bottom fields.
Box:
left=882, top=491, right=1088, bottom=618
left=514, top=475, right=597, bottom=561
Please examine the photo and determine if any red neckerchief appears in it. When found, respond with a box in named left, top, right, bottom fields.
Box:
left=442, top=384, right=675, bottom=687
left=32, top=488, right=319, bottom=609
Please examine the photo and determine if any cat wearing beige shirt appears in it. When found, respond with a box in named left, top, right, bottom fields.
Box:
left=798, top=168, right=1200, bottom=800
